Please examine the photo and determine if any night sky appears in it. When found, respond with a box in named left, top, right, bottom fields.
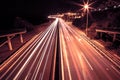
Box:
left=0, top=0, right=79, bottom=17
left=0, top=0, right=80, bottom=29
left=0, top=0, right=107, bottom=18
left=0, top=0, right=120, bottom=17
left=0, top=0, right=119, bottom=29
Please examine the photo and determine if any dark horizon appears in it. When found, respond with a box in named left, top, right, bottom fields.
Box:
left=0, top=0, right=120, bottom=30
left=0, top=0, right=80, bottom=30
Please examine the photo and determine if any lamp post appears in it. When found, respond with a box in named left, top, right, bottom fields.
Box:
left=84, top=4, right=89, bottom=35
left=71, top=0, right=94, bottom=35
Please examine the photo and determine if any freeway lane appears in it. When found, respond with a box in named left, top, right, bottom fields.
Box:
left=59, top=18, right=120, bottom=80
left=0, top=18, right=58, bottom=80
left=0, top=18, right=120, bottom=80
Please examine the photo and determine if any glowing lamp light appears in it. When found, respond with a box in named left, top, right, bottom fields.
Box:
left=73, top=0, right=94, bottom=35
left=84, top=4, right=89, bottom=9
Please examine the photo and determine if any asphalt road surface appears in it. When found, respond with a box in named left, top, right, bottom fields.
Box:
left=0, top=18, right=120, bottom=80
left=58, top=18, right=120, bottom=80
left=0, top=18, right=58, bottom=80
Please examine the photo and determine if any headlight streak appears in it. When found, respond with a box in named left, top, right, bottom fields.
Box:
left=60, top=19, right=91, bottom=80
left=71, top=25, right=120, bottom=79
left=1, top=30, right=48, bottom=79
left=32, top=27, right=53, bottom=80
left=0, top=19, right=58, bottom=80
left=60, top=21, right=83, bottom=80
left=0, top=34, right=38, bottom=71
left=30, top=19, right=58, bottom=80
left=59, top=18, right=120, bottom=80
left=59, top=26, right=65, bottom=80
left=13, top=22, right=56, bottom=80
left=0, top=17, right=55, bottom=74
left=64, top=25, right=114, bottom=70
left=81, top=35, right=120, bottom=69
left=70, top=25, right=120, bottom=69
left=1, top=18, right=120, bottom=80
left=64, top=20, right=120, bottom=69
left=66, top=21, right=118, bottom=79
left=25, top=25, right=55, bottom=80
left=68, top=26, right=120, bottom=78
left=40, top=24, right=57, bottom=80
left=40, top=19, right=58, bottom=80
left=60, top=29, right=72, bottom=80
left=60, top=19, right=94, bottom=80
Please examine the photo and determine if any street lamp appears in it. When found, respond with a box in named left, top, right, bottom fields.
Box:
left=83, top=3, right=89, bottom=35
left=84, top=4, right=89, bottom=10
left=71, top=0, right=94, bottom=35
left=80, top=1, right=94, bottom=35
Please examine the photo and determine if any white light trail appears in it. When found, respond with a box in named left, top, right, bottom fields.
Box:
left=13, top=19, right=58, bottom=80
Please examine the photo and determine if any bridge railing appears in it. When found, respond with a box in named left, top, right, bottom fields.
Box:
left=0, top=30, right=26, bottom=50
left=96, top=29, right=120, bottom=42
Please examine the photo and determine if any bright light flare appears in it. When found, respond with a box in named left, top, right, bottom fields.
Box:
left=79, top=0, right=95, bottom=13
left=69, top=0, right=95, bottom=12
left=84, top=4, right=89, bottom=9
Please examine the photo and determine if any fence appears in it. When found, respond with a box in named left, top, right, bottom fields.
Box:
left=0, top=30, right=26, bottom=50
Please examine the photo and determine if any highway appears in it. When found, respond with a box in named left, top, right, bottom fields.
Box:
left=58, top=18, right=120, bottom=80
left=0, top=18, right=58, bottom=80
left=0, top=18, right=120, bottom=80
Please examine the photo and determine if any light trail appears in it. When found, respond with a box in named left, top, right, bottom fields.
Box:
left=59, top=27, right=65, bottom=80
left=0, top=18, right=120, bottom=80
left=7, top=21, right=54, bottom=80
left=0, top=18, right=58, bottom=80
left=41, top=29, right=56, bottom=80
left=34, top=19, right=58, bottom=80
left=0, top=18, right=55, bottom=73
left=60, top=20, right=83, bottom=80
left=58, top=18, right=120, bottom=80
left=24, top=26, right=54, bottom=80
left=61, top=28, right=72, bottom=80
left=14, top=19, right=57, bottom=80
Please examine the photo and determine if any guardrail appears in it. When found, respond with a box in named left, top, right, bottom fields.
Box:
left=0, top=30, right=26, bottom=50
left=96, top=29, right=120, bottom=42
